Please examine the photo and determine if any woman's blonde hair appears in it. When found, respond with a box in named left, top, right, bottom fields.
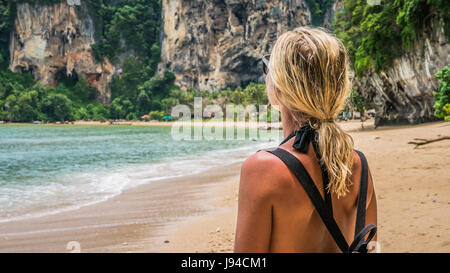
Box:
left=268, top=27, right=354, bottom=198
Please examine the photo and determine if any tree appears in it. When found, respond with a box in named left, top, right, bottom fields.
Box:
left=334, top=0, right=449, bottom=77
left=91, top=103, right=109, bottom=121
left=110, top=97, right=126, bottom=120
left=149, top=110, right=164, bottom=121
left=433, top=66, right=450, bottom=121
left=74, top=106, right=89, bottom=121
left=136, top=90, right=151, bottom=116
left=4, top=94, right=17, bottom=121
left=41, top=94, right=72, bottom=122
left=126, top=112, right=138, bottom=121
left=243, top=83, right=268, bottom=106
left=72, top=78, right=98, bottom=102
left=15, top=90, right=39, bottom=121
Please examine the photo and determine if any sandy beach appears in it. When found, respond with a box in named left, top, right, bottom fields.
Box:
left=0, top=120, right=449, bottom=252
left=73, top=120, right=282, bottom=128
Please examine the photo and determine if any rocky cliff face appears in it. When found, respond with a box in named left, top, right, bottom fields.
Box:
left=160, top=0, right=448, bottom=126
left=9, top=2, right=115, bottom=103
left=159, top=0, right=311, bottom=91
left=353, top=21, right=449, bottom=125
left=9, top=1, right=447, bottom=126
left=323, top=0, right=342, bottom=29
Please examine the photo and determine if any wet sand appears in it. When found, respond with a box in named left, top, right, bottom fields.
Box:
left=0, top=120, right=449, bottom=252
left=0, top=162, right=243, bottom=252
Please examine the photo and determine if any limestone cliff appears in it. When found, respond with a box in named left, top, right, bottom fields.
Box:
left=8, top=0, right=448, bottom=126
left=353, top=21, right=449, bottom=125
left=9, top=2, right=114, bottom=103
left=159, top=0, right=311, bottom=91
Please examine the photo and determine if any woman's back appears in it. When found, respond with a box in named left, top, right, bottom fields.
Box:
left=234, top=139, right=376, bottom=253
left=269, top=140, right=375, bottom=252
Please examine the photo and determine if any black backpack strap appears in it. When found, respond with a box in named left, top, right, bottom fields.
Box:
left=354, top=150, right=369, bottom=236
left=264, top=148, right=350, bottom=253
left=350, top=150, right=377, bottom=253
left=349, top=224, right=377, bottom=252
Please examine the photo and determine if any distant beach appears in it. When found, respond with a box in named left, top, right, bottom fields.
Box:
left=0, top=120, right=448, bottom=252
left=3, top=120, right=284, bottom=129
left=75, top=120, right=284, bottom=129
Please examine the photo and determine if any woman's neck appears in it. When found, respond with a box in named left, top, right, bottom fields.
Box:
left=281, top=109, right=301, bottom=138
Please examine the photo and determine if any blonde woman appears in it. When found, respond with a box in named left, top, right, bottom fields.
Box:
left=234, top=27, right=377, bottom=253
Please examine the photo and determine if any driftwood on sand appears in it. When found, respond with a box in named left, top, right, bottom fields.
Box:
left=408, top=136, right=450, bottom=148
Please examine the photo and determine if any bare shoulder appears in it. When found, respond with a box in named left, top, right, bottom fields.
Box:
left=352, top=150, right=362, bottom=172
left=239, top=150, right=293, bottom=198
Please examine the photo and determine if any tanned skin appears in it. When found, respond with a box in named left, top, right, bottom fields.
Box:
left=234, top=74, right=377, bottom=253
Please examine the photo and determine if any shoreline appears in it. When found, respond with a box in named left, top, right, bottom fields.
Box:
left=0, top=120, right=448, bottom=252
left=4, top=118, right=442, bottom=132
left=0, top=161, right=244, bottom=253
left=1, top=118, right=377, bottom=130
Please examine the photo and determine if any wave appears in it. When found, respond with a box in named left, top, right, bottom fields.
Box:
left=0, top=140, right=276, bottom=223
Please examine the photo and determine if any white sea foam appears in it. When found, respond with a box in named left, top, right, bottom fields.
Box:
left=0, top=140, right=276, bottom=223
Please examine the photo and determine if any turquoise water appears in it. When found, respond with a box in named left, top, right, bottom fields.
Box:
left=0, top=124, right=279, bottom=222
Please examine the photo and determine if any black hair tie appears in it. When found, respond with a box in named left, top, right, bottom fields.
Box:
left=292, top=124, right=317, bottom=153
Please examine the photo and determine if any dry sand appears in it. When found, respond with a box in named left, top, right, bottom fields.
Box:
left=0, top=120, right=449, bottom=252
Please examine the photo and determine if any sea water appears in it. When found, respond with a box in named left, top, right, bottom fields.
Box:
left=0, top=124, right=280, bottom=223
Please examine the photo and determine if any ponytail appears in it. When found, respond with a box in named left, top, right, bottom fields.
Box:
left=316, top=121, right=354, bottom=198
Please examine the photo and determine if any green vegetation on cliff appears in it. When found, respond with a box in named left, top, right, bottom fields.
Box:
left=334, top=0, right=449, bottom=76
left=0, top=63, right=109, bottom=122
left=0, top=1, right=16, bottom=64
left=433, top=66, right=450, bottom=121
left=85, top=0, right=161, bottom=68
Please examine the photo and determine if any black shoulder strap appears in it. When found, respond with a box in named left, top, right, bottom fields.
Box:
left=354, top=150, right=369, bottom=236
left=265, top=148, right=350, bottom=253
left=350, top=150, right=377, bottom=253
